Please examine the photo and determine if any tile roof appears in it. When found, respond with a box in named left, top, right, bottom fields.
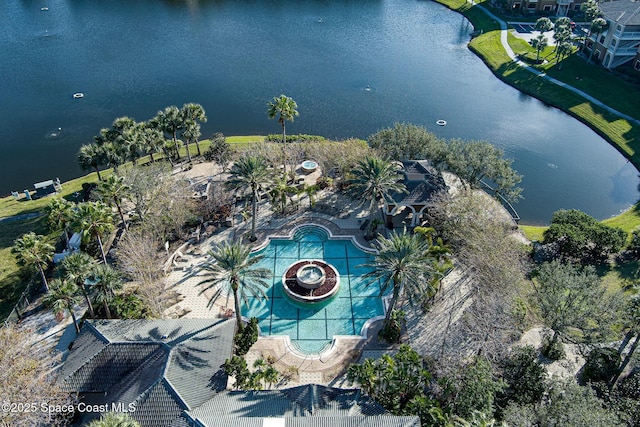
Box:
left=196, top=417, right=421, bottom=427
left=390, top=161, right=446, bottom=207
left=600, top=0, right=640, bottom=26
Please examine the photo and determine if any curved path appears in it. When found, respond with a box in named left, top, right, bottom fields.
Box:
left=470, top=1, right=640, bottom=126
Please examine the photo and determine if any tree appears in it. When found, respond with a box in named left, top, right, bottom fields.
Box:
left=445, top=139, right=522, bottom=202
left=134, top=120, right=165, bottom=163
left=347, top=344, right=437, bottom=422
left=529, top=34, right=548, bottom=62
left=535, top=17, right=553, bottom=33
left=86, top=412, right=141, bottom=427
left=155, top=106, right=183, bottom=160
left=180, top=119, right=201, bottom=163
left=556, top=41, right=573, bottom=70
left=59, top=251, right=97, bottom=318
left=204, top=133, right=233, bottom=172
left=46, top=197, right=75, bottom=249
left=534, top=260, right=619, bottom=351
left=542, top=209, right=626, bottom=263
left=268, top=175, right=298, bottom=214
left=446, top=357, right=505, bottom=420
left=225, top=155, right=272, bottom=241
left=553, top=17, right=572, bottom=53
left=43, top=278, right=82, bottom=333
left=347, top=156, right=407, bottom=236
left=180, top=102, right=207, bottom=156
left=588, top=18, right=608, bottom=63
left=73, top=201, right=115, bottom=264
left=580, top=0, right=602, bottom=53
left=77, top=143, right=105, bottom=180
left=0, top=326, right=72, bottom=427
left=367, top=122, right=447, bottom=164
left=267, top=94, right=299, bottom=178
left=13, top=232, right=54, bottom=292
left=359, top=230, right=443, bottom=326
left=500, top=345, right=546, bottom=406
left=503, top=381, right=624, bottom=427
left=97, top=174, right=131, bottom=230
left=92, top=264, right=123, bottom=319
left=196, top=240, right=271, bottom=330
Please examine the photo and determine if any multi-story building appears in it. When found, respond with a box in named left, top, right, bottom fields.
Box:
left=506, top=0, right=585, bottom=16
left=586, top=0, right=640, bottom=70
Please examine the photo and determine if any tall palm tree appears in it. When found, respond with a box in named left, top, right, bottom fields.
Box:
left=347, top=156, right=407, bottom=236
left=155, top=106, right=183, bottom=160
left=556, top=41, right=573, bottom=70
left=73, top=201, right=115, bottom=264
left=588, top=18, right=608, bottom=63
left=269, top=175, right=298, bottom=214
left=181, top=103, right=207, bottom=156
left=43, top=278, right=82, bottom=333
left=180, top=119, right=201, bottom=163
left=530, top=34, right=548, bottom=62
left=358, top=231, right=437, bottom=325
left=59, top=252, right=97, bottom=318
left=196, top=240, right=271, bottom=330
left=97, top=175, right=131, bottom=230
left=134, top=121, right=165, bottom=163
left=111, top=116, right=139, bottom=164
left=77, top=143, right=105, bottom=181
left=46, top=197, right=75, bottom=249
left=13, top=232, right=55, bottom=292
left=92, top=264, right=123, bottom=319
left=226, top=155, right=272, bottom=241
left=267, top=94, right=299, bottom=178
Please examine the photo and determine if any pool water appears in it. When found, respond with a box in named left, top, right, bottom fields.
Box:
left=244, top=226, right=386, bottom=354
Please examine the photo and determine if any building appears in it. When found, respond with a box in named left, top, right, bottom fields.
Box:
left=384, top=160, right=447, bottom=228
left=587, top=0, right=640, bottom=70
left=505, top=0, right=585, bottom=16
left=59, top=319, right=421, bottom=427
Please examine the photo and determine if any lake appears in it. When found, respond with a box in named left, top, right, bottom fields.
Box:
left=1, top=0, right=637, bottom=224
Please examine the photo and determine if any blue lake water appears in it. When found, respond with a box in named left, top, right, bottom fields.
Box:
left=1, top=0, right=637, bottom=224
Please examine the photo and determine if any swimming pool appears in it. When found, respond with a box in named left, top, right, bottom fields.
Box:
left=244, top=225, right=387, bottom=354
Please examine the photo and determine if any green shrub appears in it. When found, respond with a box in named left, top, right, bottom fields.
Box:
left=542, top=334, right=565, bottom=360
left=111, top=292, right=151, bottom=319
left=582, top=347, right=620, bottom=384
left=379, top=310, right=405, bottom=343
left=234, top=317, right=259, bottom=356
left=265, top=134, right=325, bottom=143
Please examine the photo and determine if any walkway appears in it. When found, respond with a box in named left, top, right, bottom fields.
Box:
left=469, top=1, right=640, bottom=125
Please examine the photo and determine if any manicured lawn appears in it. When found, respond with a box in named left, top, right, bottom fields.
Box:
left=518, top=224, right=547, bottom=242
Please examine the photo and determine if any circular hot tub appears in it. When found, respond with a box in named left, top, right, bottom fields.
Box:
left=301, top=160, right=318, bottom=173
left=282, top=259, right=340, bottom=303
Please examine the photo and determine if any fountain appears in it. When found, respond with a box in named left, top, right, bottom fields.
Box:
left=282, top=259, right=340, bottom=303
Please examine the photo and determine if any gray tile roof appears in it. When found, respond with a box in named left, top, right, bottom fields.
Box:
left=194, top=417, right=421, bottom=427
left=390, top=161, right=446, bottom=207
left=186, top=385, right=396, bottom=424
left=600, top=0, right=640, bottom=26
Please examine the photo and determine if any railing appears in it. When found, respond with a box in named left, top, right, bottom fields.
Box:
left=608, top=46, right=640, bottom=56
left=479, top=181, right=521, bottom=224
left=615, top=30, right=640, bottom=40
left=2, top=277, right=42, bottom=328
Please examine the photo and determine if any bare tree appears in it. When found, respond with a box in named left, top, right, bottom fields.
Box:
left=0, top=326, right=74, bottom=427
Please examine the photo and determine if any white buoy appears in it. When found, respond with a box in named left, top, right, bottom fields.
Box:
left=436, top=119, right=447, bottom=126
left=73, top=93, right=84, bottom=99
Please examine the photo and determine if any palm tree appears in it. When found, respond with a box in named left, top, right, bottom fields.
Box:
left=196, top=240, right=271, bottom=330
left=87, top=412, right=140, bottom=427
left=181, top=103, right=207, bottom=156
left=134, top=121, right=165, bottom=163
left=534, top=17, right=553, bottom=33
left=43, top=278, right=82, bottom=333
left=225, top=155, right=272, bottom=241
left=155, top=106, right=183, bottom=160
left=13, top=232, right=55, bottom=292
left=358, top=230, right=437, bottom=325
left=92, top=264, right=123, bottom=319
left=587, top=18, right=608, bottom=63
left=269, top=175, right=298, bottom=214
left=59, top=252, right=97, bottom=318
left=46, top=197, right=75, bottom=249
left=78, top=143, right=105, bottom=181
left=180, top=119, right=201, bottom=163
left=73, top=201, right=115, bottom=264
left=556, top=41, right=573, bottom=70
left=530, top=34, right=548, bottom=62
left=111, top=116, right=139, bottom=164
left=97, top=175, right=131, bottom=230
left=347, top=156, right=407, bottom=237
left=267, top=94, right=299, bottom=178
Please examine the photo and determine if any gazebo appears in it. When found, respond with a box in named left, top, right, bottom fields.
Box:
left=385, top=160, right=447, bottom=228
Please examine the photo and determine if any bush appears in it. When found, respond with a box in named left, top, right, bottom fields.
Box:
left=379, top=310, right=405, bottom=343
left=542, top=334, right=565, bottom=360
left=501, top=345, right=546, bottom=406
left=111, top=292, right=152, bottom=319
left=582, top=347, right=620, bottom=384
left=627, top=229, right=640, bottom=259
left=234, top=317, right=259, bottom=356
left=265, top=134, right=326, bottom=143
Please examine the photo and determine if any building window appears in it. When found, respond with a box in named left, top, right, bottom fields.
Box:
left=527, top=2, right=536, bottom=8
left=574, top=4, right=581, bottom=9
left=595, top=49, right=601, bottom=58
left=635, top=60, right=640, bottom=71
left=543, top=5, right=552, bottom=10
left=599, top=35, right=605, bottom=44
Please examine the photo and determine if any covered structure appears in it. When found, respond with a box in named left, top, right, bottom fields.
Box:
left=384, top=160, right=447, bottom=228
